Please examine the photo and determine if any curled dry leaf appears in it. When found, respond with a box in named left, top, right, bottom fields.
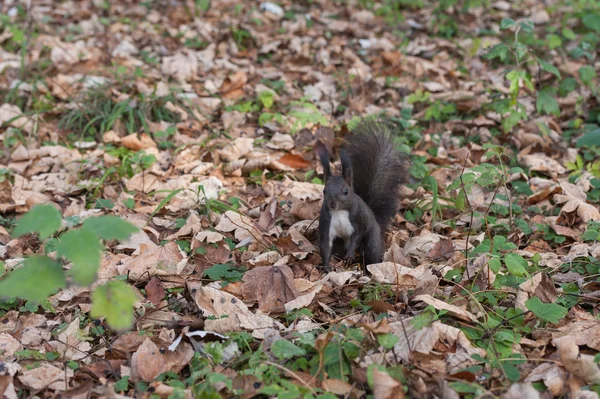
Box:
left=220, top=70, right=248, bottom=100
left=322, top=378, right=365, bottom=398
left=278, top=153, right=311, bottom=169
left=116, top=241, right=188, bottom=281
left=187, top=282, right=284, bottom=339
left=48, top=317, right=92, bottom=361
left=413, top=294, right=478, bottom=323
left=145, top=276, right=165, bottom=306
left=131, top=337, right=194, bottom=382
left=554, top=336, right=600, bottom=385
left=371, top=369, right=404, bottom=399
left=519, top=272, right=557, bottom=303
left=214, top=210, right=261, bottom=242
left=501, top=383, right=541, bottom=399
left=554, top=181, right=600, bottom=223
left=266, top=132, right=295, bottom=150
left=524, top=363, right=566, bottom=396
left=242, top=265, right=300, bottom=313
left=18, top=363, right=74, bottom=391
left=518, top=153, right=566, bottom=178
left=0, top=334, right=22, bottom=361
left=427, top=238, right=454, bottom=261
left=368, top=262, right=434, bottom=291
left=217, top=137, right=254, bottom=162
left=121, top=133, right=157, bottom=151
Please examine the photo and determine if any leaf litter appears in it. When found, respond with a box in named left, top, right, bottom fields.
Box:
left=0, top=0, right=600, bottom=398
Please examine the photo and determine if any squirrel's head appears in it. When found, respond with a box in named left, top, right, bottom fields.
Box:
left=316, top=142, right=354, bottom=211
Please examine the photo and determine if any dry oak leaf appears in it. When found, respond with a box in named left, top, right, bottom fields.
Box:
left=322, top=378, right=365, bottom=399
left=18, top=363, right=74, bottom=391
left=220, top=70, right=248, bottom=100
left=48, top=317, right=92, bottom=361
left=553, top=336, right=600, bottom=385
left=278, top=153, right=311, bottom=169
left=266, top=132, right=295, bottom=151
left=217, top=137, right=254, bottom=162
left=0, top=375, right=17, bottom=399
left=161, top=51, right=198, bottom=82
left=368, top=262, right=433, bottom=290
left=281, top=179, right=323, bottom=201
left=242, top=265, right=300, bottom=313
left=116, top=241, right=188, bottom=281
left=413, top=294, right=478, bottom=323
left=0, top=334, right=22, bottom=361
left=187, top=281, right=285, bottom=339
left=427, top=238, right=454, bottom=261
left=518, top=153, right=566, bottom=178
left=0, top=103, right=35, bottom=134
left=371, top=369, right=405, bottom=399
left=403, top=231, right=446, bottom=260
left=164, top=211, right=203, bottom=241
left=215, top=210, right=261, bottom=242
left=284, top=278, right=327, bottom=312
left=519, top=272, right=557, bottom=303
left=554, top=181, right=600, bottom=223
left=554, top=321, right=600, bottom=351
left=121, top=133, right=157, bottom=151
left=131, top=337, right=194, bottom=382
left=524, top=363, right=566, bottom=396
left=501, top=383, right=541, bottom=399
left=145, top=277, right=165, bottom=306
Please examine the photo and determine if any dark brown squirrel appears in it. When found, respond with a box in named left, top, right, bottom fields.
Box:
left=315, top=118, right=410, bottom=272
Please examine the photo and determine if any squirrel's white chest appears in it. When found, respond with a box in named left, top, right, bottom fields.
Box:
left=329, top=210, right=354, bottom=244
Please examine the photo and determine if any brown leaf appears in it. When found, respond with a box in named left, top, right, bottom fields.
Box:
left=257, top=198, right=279, bottom=232
left=121, top=133, right=157, bottom=151
left=146, top=277, right=165, bottom=306
left=367, top=300, right=396, bottom=314
left=116, top=241, right=187, bottom=281
left=554, top=337, right=600, bottom=385
left=524, top=363, right=566, bottom=396
left=372, top=369, right=404, bottom=399
left=427, top=238, right=454, bottom=261
left=18, top=363, right=74, bottom=391
left=242, top=265, right=300, bottom=313
left=131, top=337, right=194, bottom=382
left=321, top=378, right=364, bottom=398
left=111, top=331, right=148, bottom=352
left=519, top=273, right=557, bottom=303
left=83, top=359, right=127, bottom=379
left=278, top=153, right=311, bottom=169
left=220, top=70, right=247, bottom=100
left=413, top=294, right=478, bottom=323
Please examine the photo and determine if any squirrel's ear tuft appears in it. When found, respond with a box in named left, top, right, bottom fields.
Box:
left=315, top=140, right=331, bottom=182
left=339, top=150, right=353, bottom=188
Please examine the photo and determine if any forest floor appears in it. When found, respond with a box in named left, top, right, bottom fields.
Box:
left=1, top=0, right=600, bottom=398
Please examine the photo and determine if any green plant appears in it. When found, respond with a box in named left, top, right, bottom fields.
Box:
left=483, top=18, right=563, bottom=133
left=0, top=204, right=139, bottom=330
left=58, top=84, right=184, bottom=140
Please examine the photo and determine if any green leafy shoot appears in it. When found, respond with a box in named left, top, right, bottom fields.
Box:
left=91, top=280, right=139, bottom=331
left=525, top=297, right=568, bottom=324
left=12, top=204, right=62, bottom=240
left=57, top=227, right=104, bottom=286
left=82, top=215, right=139, bottom=241
left=0, top=256, right=66, bottom=303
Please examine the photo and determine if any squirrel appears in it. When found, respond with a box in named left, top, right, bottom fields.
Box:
left=315, top=118, right=409, bottom=272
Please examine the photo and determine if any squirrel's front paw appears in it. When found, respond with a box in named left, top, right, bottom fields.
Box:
left=319, top=263, right=331, bottom=273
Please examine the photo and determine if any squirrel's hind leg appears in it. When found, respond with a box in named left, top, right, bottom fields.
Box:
left=363, top=234, right=384, bottom=269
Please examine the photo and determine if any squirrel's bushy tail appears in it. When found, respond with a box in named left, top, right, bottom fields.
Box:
left=345, top=117, right=409, bottom=233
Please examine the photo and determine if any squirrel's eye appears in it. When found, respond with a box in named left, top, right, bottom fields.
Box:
left=343, top=188, right=349, bottom=195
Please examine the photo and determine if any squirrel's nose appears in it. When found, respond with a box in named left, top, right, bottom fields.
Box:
left=328, top=200, right=335, bottom=209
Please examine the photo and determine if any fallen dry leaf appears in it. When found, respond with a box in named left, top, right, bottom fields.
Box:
left=242, top=265, right=300, bottom=313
